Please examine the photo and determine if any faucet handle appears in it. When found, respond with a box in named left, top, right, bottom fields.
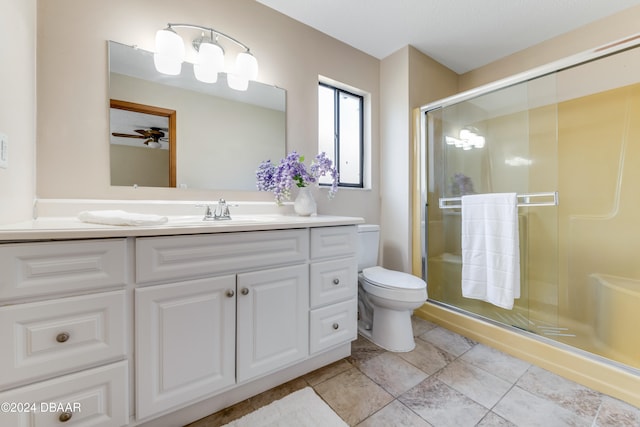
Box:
left=195, top=204, right=214, bottom=220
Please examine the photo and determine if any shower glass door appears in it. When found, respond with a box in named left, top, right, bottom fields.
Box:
left=425, top=74, right=560, bottom=335
left=423, top=43, right=640, bottom=371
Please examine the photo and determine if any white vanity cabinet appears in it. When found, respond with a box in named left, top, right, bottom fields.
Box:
left=308, top=226, right=358, bottom=354
left=0, top=218, right=361, bottom=427
left=134, top=229, right=310, bottom=421
left=0, top=239, right=130, bottom=427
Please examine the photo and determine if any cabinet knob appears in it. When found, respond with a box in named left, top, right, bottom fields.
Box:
left=226, top=289, right=235, bottom=298
left=332, top=323, right=340, bottom=330
left=332, top=278, right=340, bottom=285
left=59, top=412, right=73, bottom=422
left=56, top=332, right=70, bottom=343
left=241, top=288, right=249, bottom=295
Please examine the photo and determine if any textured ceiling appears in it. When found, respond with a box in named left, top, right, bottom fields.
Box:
left=257, top=0, right=640, bottom=73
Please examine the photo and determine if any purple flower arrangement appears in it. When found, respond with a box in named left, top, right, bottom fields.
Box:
left=256, top=151, right=339, bottom=205
left=450, top=172, right=475, bottom=196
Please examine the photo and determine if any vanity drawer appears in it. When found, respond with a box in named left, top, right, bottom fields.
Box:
left=0, top=239, right=128, bottom=303
left=310, top=226, right=357, bottom=260
left=309, top=298, right=357, bottom=354
left=310, top=257, right=357, bottom=308
left=0, top=290, right=126, bottom=390
left=136, top=229, right=309, bottom=284
left=0, top=360, right=129, bottom=427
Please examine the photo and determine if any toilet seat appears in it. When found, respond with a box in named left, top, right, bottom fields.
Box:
left=360, top=266, right=427, bottom=302
left=362, top=266, right=426, bottom=290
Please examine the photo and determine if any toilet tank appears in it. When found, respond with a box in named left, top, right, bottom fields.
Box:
left=357, top=224, right=380, bottom=271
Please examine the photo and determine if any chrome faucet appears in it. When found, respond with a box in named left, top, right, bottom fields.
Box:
left=213, top=198, right=232, bottom=220
left=198, top=198, right=234, bottom=221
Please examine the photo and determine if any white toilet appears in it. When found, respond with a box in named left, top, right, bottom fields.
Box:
left=357, top=224, right=428, bottom=352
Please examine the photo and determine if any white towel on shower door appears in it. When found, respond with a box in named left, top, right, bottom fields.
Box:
left=461, top=193, right=520, bottom=310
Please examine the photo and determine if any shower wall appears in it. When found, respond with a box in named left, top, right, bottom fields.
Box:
left=424, top=49, right=640, bottom=372
left=557, top=83, right=640, bottom=367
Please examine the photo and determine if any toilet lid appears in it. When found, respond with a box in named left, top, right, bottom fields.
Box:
left=362, top=266, right=426, bottom=290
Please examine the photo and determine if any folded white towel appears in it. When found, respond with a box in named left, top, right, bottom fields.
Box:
left=78, top=210, right=168, bottom=226
left=461, top=193, right=520, bottom=310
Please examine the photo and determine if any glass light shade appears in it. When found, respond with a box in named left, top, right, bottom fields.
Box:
left=155, top=27, right=185, bottom=60
left=235, top=51, right=258, bottom=81
left=194, top=41, right=224, bottom=83
left=154, top=27, right=185, bottom=75
left=227, top=73, right=249, bottom=91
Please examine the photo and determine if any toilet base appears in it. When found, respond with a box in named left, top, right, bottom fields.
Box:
left=358, top=307, right=416, bottom=352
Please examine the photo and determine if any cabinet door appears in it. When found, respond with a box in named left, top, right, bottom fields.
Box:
left=135, top=275, right=236, bottom=420
left=237, top=264, right=309, bottom=383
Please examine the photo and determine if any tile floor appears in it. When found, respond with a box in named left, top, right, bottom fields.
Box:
left=187, top=317, right=640, bottom=427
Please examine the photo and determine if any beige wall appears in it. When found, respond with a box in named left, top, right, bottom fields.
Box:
left=110, top=144, right=170, bottom=188
left=35, top=0, right=380, bottom=222
left=380, top=48, right=410, bottom=271
left=459, top=5, right=640, bottom=91
left=0, top=0, right=36, bottom=224
left=380, top=46, right=457, bottom=272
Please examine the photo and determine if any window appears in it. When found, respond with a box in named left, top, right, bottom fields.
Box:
left=318, top=82, right=364, bottom=188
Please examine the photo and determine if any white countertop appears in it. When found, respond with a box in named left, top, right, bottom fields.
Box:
left=0, top=214, right=365, bottom=241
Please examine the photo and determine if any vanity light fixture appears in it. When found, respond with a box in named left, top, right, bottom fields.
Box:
left=154, top=23, right=258, bottom=90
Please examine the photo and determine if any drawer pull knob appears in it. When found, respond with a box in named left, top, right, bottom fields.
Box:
left=241, top=288, right=249, bottom=295
left=226, top=289, right=235, bottom=298
left=333, top=323, right=340, bottom=330
left=59, top=412, right=73, bottom=422
left=332, top=278, right=340, bottom=285
left=56, top=332, right=70, bottom=343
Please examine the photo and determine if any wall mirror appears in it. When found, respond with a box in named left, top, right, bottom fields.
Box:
left=108, top=40, right=286, bottom=190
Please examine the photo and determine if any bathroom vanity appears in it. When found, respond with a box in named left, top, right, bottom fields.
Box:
left=0, top=208, right=362, bottom=426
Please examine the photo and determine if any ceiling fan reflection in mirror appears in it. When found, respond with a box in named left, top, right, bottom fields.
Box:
left=111, top=127, right=169, bottom=149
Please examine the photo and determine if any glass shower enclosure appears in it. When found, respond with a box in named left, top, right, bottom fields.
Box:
left=421, top=39, right=640, bottom=372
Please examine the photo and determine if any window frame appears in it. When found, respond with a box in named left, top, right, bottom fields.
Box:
left=318, top=82, right=365, bottom=188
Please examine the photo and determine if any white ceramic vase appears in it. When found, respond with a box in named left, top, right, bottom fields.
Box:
left=293, top=187, right=316, bottom=216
